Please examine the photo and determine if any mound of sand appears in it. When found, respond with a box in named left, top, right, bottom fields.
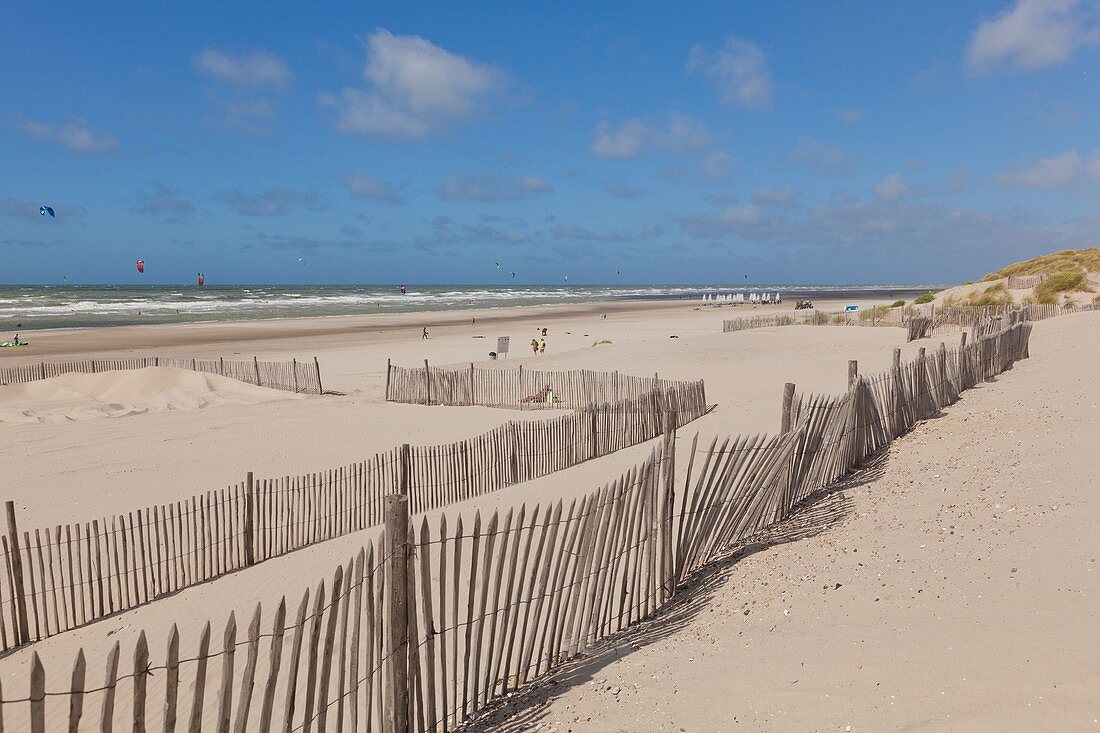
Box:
left=0, top=367, right=302, bottom=425
left=931, top=275, right=1097, bottom=308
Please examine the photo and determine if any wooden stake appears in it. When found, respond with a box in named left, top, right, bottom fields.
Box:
left=847, top=360, right=858, bottom=389
left=424, top=359, right=431, bottom=405
left=4, top=501, right=29, bottom=645
left=384, top=495, right=410, bottom=733
left=313, top=357, right=323, bottom=394
left=244, top=473, right=255, bottom=568
left=781, top=383, right=795, bottom=434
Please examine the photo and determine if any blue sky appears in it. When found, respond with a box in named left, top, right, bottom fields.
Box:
left=2, top=0, right=1099, bottom=285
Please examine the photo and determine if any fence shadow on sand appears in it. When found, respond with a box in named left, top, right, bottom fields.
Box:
left=462, top=448, right=891, bottom=733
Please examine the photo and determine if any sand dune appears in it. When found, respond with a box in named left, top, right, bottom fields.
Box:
left=0, top=367, right=302, bottom=425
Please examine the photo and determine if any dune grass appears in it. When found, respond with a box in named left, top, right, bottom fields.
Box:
left=982, top=247, right=1100, bottom=281
left=914, top=292, right=936, bottom=304
left=1034, top=270, right=1089, bottom=304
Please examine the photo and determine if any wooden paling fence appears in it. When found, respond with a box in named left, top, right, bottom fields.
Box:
left=726, top=299, right=1096, bottom=341
left=385, top=362, right=705, bottom=410
left=723, top=306, right=909, bottom=334
left=0, top=380, right=706, bottom=654
left=0, top=355, right=323, bottom=394
left=1006, top=274, right=1048, bottom=289
left=0, top=319, right=1036, bottom=731
left=906, top=316, right=932, bottom=342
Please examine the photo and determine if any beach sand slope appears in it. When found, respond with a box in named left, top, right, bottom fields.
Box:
left=470, top=311, right=1100, bottom=732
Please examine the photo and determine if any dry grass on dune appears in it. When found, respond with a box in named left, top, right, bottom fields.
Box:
left=982, top=247, right=1100, bottom=280
left=1034, top=270, right=1090, bottom=304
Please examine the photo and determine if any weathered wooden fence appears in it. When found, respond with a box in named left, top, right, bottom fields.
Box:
left=0, top=318, right=1035, bottom=731
left=0, top=380, right=706, bottom=654
left=385, top=362, right=705, bottom=410
left=1006, top=274, right=1048, bottom=289
left=723, top=306, right=909, bottom=334
left=0, top=355, right=323, bottom=394
left=906, top=316, right=931, bottom=341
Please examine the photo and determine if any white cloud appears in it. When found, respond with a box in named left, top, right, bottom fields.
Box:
left=666, top=113, right=712, bottom=151
left=132, top=184, right=195, bottom=223
left=438, top=173, right=551, bottom=201
left=948, top=170, right=972, bottom=192
left=604, top=181, right=645, bottom=198
left=590, top=119, right=648, bottom=159
left=21, top=119, right=117, bottom=154
left=590, top=114, right=710, bottom=160
left=686, top=36, right=772, bottom=109
left=194, top=49, right=293, bottom=88
left=680, top=204, right=766, bottom=238
left=752, top=186, right=796, bottom=205
left=553, top=224, right=631, bottom=243
left=997, top=149, right=1081, bottom=188
left=324, top=29, right=510, bottom=140
left=343, top=174, right=404, bottom=203
left=216, top=187, right=326, bottom=216
left=1087, top=149, right=1100, bottom=180
left=838, top=109, right=862, bottom=125
left=967, top=0, right=1100, bottom=73
left=874, top=173, right=909, bottom=201
left=790, top=139, right=853, bottom=175
left=701, top=150, right=736, bottom=181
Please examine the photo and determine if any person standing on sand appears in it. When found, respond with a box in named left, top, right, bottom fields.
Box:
left=531, top=338, right=539, bottom=354
left=422, top=327, right=429, bottom=339
left=539, top=338, right=546, bottom=354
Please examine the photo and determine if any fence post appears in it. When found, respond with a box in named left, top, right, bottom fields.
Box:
left=930, top=303, right=935, bottom=336
left=781, top=383, right=795, bottom=434
left=244, top=472, right=255, bottom=567
left=4, top=501, right=30, bottom=645
left=590, top=409, right=599, bottom=459
left=383, top=494, right=410, bottom=733
left=960, top=331, right=967, bottom=347
left=292, top=359, right=299, bottom=393
left=313, top=357, right=323, bottom=395
left=219, top=357, right=224, bottom=376
left=847, top=360, right=858, bottom=389
left=509, top=422, right=520, bottom=483
left=469, top=363, right=475, bottom=406
left=399, top=443, right=411, bottom=509
left=253, top=356, right=261, bottom=387
left=191, top=358, right=197, bottom=372
left=385, top=359, right=392, bottom=401
left=424, top=359, right=431, bottom=405
left=40, top=362, right=46, bottom=380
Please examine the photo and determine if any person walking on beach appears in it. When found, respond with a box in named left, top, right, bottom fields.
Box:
left=539, top=338, right=546, bottom=354
left=531, top=338, right=539, bottom=355
left=422, top=327, right=429, bottom=340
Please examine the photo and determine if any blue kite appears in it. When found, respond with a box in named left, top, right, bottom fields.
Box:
left=40, top=205, right=55, bottom=218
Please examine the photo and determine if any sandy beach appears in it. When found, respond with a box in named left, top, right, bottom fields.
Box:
left=0, top=296, right=1095, bottom=731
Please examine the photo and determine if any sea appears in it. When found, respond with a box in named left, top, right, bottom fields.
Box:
left=0, top=284, right=937, bottom=331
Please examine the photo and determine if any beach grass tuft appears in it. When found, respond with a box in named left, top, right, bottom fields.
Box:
left=1034, top=270, right=1088, bottom=304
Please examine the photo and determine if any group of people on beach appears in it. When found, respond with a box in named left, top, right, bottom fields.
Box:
left=531, top=326, right=548, bottom=354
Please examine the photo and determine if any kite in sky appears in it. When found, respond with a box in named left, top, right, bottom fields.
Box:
left=39, top=205, right=55, bottom=218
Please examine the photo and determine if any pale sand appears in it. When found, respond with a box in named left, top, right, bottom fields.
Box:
left=2, top=296, right=911, bottom=526
left=0, top=367, right=304, bottom=425
left=2, top=299, right=1094, bottom=730
left=467, top=310, right=1100, bottom=732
